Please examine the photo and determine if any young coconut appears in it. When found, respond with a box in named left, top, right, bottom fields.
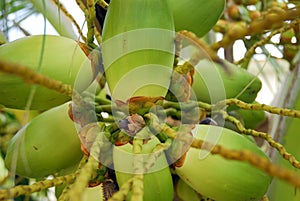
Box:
left=175, top=124, right=272, bottom=201
left=192, top=59, right=262, bottom=104
left=101, top=0, right=175, bottom=102
left=0, top=35, right=94, bottom=110
left=170, top=0, right=226, bottom=37
left=5, top=102, right=83, bottom=178
left=113, top=136, right=174, bottom=201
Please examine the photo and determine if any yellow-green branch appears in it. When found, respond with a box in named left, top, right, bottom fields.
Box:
left=52, top=0, right=86, bottom=41
left=224, top=112, right=300, bottom=169
left=131, top=138, right=144, bottom=201
left=0, top=60, right=73, bottom=97
left=108, top=178, right=133, bottom=201
left=67, top=156, right=99, bottom=201
left=158, top=123, right=300, bottom=189
left=224, top=98, right=300, bottom=118
left=0, top=174, right=76, bottom=200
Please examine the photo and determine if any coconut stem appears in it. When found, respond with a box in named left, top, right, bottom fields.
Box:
left=0, top=60, right=73, bottom=97
left=108, top=178, right=134, bottom=201
left=51, top=0, right=86, bottom=41
left=261, top=195, right=270, bottom=201
left=67, top=155, right=99, bottom=201
left=86, top=0, right=96, bottom=45
left=152, top=118, right=300, bottom=189
left=0, top=174, right=76, bottom=200
left=224, top=111, right=300, bottom=169
left=224, top=98, right=300, bottom=118
left=131, top=138, right=144, bottom=201
left=177, top=30, right=221, bottom=64
left=58, top=156, right=89, bottom=201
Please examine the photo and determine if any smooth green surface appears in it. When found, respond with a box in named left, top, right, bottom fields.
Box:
left=102, top=0, right=175, bottom=101
left=176, top=178, right=201, bottom=201
left=113, top=137, right=174, bottom=201
left=5, top=102, right=83, bottom=178
left=192, top=59, right=262, bottom=104
left=0, top=35, right=92, bottom=110
left=170, top=0, right=225, bottom=37
left=176, top=125, right=272, bottom=201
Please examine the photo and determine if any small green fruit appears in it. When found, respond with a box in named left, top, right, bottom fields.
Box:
left=102, top=0, right=175, bottom=101
left=5, top=102, right=83, bottom=178
left=192, top=59, right=262, bottom=104
left=113, top=137, right=174, bottom=201
left=0, top=35, right=93, bottom=110
left=170, top=0, right=225, bottom=37
left=175, top=125, right=272, bottom=201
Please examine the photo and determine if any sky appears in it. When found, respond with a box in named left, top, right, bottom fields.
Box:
left=6, top=0, right=85, bottom=41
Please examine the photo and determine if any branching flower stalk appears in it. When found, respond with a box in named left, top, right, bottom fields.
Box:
left=97, top=0, right=109, bottom=9
left=108, top=178, right=134, bottom=201
left=224, top=98, right=300, bottom=118
left=66, top=156, right=99, bottom=201
left=94, top=26, right=102, bottom=44
left=86, top=0, right=96, bottom=45
left=210, top=99, right=300, bottom=168
left=66, top=142, right=100, bottom=201
left=52, top=0, right=87, bottom=41
left=224, top=112, right=300, bottom=169
left=58, top=156, right=89, bottom=201
left=153, top=119, right=300, bottom=189
left=177, top=30, right=222, bottom=64
left=0, top=174, right=76, bottom=201
left=75, top=0, right=88, bottom=13
left=131, top=138, right=144, bottom=201
left=74, top=0, right=102, bottom=47
left=211, top=5, right=300, bottom=50
left=163, top=99, right=300, bottom=170
left=0, top=60, right=73, bottom=97
left=238, top=18, right=300, bottom=68
left=29, top=0, right=78, bottom=39
left=191, top=137, right=300, bottom=189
